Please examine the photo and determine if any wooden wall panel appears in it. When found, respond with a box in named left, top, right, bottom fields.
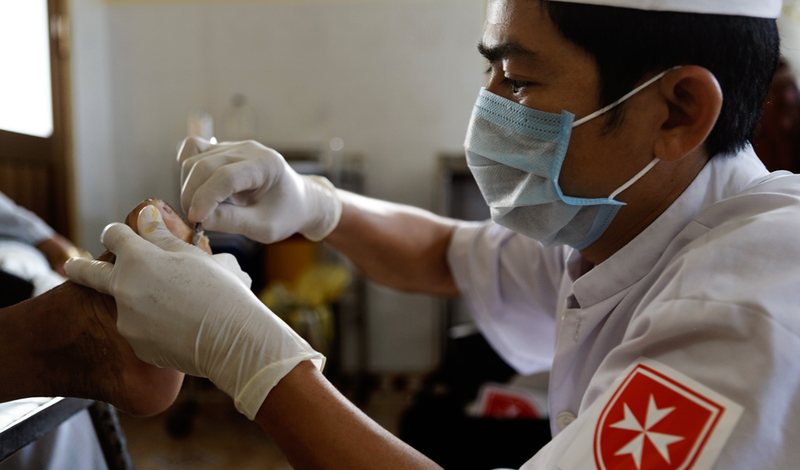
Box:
left=0, top=159, right=54, bottom=225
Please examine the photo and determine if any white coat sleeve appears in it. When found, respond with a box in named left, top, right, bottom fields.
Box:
left=447, top=220, right=566, bottom=374
left=518, top=298, right=800, bottom=469
left=523, top=185, right=800, bottom=469
left=0, top=191, right=54, bottom=245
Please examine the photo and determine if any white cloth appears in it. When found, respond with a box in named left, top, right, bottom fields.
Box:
left=0, top=240, right=64, bottom=296
left=548, top=0, right=782, bottom=18
left=448, top=145, right=800, bottom=468
left=0, top=410, right=106, bottom=470
left=0, top=192, right=54, bottom=246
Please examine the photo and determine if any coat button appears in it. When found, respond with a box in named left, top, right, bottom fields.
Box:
left=556, top=411, right=576, bottom=430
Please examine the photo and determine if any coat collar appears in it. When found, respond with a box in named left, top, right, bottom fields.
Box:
left=567, top=145, right=771, bottom=308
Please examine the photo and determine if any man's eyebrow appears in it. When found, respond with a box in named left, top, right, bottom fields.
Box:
left=477, top=41, right=540, bottom=63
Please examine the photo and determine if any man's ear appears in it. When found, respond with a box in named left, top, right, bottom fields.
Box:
left=653, top=66, right=722, bottom=162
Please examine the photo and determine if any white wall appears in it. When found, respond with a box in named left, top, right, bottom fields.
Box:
left=71, top=0, right=487, bottom=373
left=70, top=0, right=116, bottom=256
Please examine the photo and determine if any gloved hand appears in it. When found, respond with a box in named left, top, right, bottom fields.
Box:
left=65, top=205, right=325, bottom=420
left=178, top=137, right=343, bottom=243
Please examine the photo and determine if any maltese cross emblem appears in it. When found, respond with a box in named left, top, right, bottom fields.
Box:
left=594, top=364, right=728, bottom=469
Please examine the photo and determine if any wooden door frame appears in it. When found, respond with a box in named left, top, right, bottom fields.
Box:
left=49, top=0, right=73, bottom=237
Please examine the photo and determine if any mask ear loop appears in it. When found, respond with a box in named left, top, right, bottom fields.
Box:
left=573, top=66, right=681, bottom=200
left=608, top=158, right=660, bottom=200
left=572, top=66, right=680, bottom=127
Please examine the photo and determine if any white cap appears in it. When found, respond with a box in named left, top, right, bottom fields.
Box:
left=547, top=0, right=782, bottom=19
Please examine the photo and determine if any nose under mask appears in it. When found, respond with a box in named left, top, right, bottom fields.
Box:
left=464, top=69, right=670, bottom=249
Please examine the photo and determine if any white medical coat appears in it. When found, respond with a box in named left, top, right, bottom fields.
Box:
left=448, top=145, right=800, bottom=469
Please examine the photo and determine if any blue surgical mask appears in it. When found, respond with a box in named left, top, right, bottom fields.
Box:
left=464, top=70, right=670, bottom=250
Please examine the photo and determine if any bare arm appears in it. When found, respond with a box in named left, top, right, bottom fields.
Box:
left=257, top=361, right=441, bottom=469
left=325, top=191, right=460, bottom=297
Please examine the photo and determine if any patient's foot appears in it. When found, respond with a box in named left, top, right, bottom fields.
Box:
left=92, top=198, right=214, bottom=413
left=1, top=197, right=222, bottom=415
left=0, top=281, right=184, bottom=416
left=126, top=199, right=212, bottom=254
left=87, top=198, right=212, bottom=413
left=98, top=199, right=212, bottom=264
left=52, top=283, right=185, bottom=415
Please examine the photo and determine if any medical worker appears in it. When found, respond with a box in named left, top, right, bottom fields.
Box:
left=67, top=0, right=800, bottom=468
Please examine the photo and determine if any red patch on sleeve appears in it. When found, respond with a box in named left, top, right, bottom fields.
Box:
left=594, top=364, right=728, bottom=470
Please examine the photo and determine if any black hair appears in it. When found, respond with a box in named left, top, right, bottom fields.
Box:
left=542, top=2, right=780, bottom=157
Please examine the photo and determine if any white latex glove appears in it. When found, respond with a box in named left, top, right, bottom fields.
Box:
left=178, top=137, right=343, bottom=243
left=64, top=205, right=325, bottom=420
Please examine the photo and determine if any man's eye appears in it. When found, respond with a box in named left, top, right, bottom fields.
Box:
left=508, top=79, right=531, bottom=94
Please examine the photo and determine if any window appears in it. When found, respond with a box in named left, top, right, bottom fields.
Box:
left=0, top=0, right=54, bottom=138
